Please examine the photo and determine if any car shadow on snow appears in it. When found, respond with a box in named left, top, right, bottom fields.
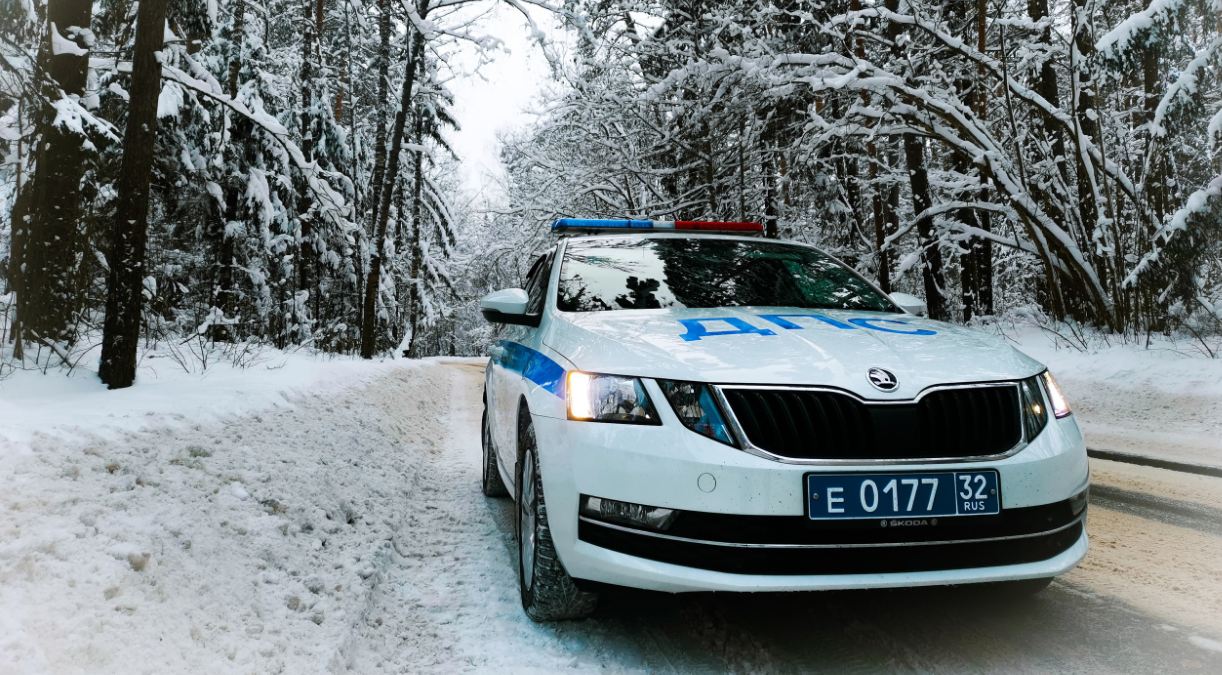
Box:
left=589, top=582, right=1219, bottom=671
left=484, top=497, right=1219, bottom=672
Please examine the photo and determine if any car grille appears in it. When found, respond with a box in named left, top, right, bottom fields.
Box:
left=720, top=384, right=1022, bottom=460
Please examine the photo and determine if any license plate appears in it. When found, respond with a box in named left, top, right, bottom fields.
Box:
left=806, top=470, right=1000, bottom=520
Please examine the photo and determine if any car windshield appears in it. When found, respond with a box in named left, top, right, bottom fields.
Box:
left=556, top=236, right=897, bottom=313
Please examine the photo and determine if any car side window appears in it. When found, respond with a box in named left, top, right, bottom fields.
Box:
left=524, top=252, right=553, bottom=316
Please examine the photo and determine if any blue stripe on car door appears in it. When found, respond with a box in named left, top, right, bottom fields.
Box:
left=497, top=341, right=565, bottom=398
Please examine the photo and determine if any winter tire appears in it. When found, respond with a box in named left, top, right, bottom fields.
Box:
left=481, top=410, right=509, bottom=498
left=516, top=413, right=597, bottom=621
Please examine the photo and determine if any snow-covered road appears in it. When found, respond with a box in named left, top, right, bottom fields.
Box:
left=1002, top=325, right=1222, bottom=470
left=3, top=361, right=1222, bottom=673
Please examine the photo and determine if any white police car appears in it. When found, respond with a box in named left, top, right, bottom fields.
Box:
left=480, top=218, right=1088, bottom=621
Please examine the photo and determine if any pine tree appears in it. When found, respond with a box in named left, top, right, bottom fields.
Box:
left=362, top=11, right=426, bottom=359
left=20, top=0, right=93, bottom=346
left=98, top=0, right=169, bottom=388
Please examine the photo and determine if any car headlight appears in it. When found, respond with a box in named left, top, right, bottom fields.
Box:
left=656, top=379, right=736, bottom=445
left=1041, top=371, right=1072, bottom=418
left=1018, top=376, right=1049, bottom=440
left=566, top=371, right=660, bottom=424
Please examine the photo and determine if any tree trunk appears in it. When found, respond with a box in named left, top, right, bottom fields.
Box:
left=970, top=199, right=995, bottom=318
left=736, top=118, right=747, bottom=221
left=7, top=169, right=31, bottom=360
left=852, top=0, right=890, bottom=290
left=6, top=153, right=31, bottom=300
left=361, top=23, right=425, bottom=359
left=406, top=112, right=427, bottom=358
left=840, top=150, right=865, bottom=250
left=98, top=0, right=168, bottom=388
left=392, top=174, right=407, bottom=340
left=1142, top=46, right=1166, bottom=222
left=1071, top=0, right=1102, bottom=254
left=20, top=0, right=92, bottom=345
left=312, top=0, right=327, bottom=327
left=212, top=2, right=246, bottom=342
left=297, top=0, right=319, bottom=332
left=954, top=156, right=982, bottom=322
left=954, top=0, right=992, bottom=320
left=368, top=0, right=392, bottom=233
left=702, top=127, right=716, bottom=217
left=870, top=149, right=901, bottom=295
left=886, top=172, right=901, bottom=290
left=867, top=140, right=893, bottom=293
left=358, top=0, right=388, bottom=343
left=6, top=94, right=29, bottom=300
left=904, top=136, right=947, bottom=320
left=1027, top=0, right=1070, bottom=186
left=884, top=0, right=946, bottom=319
left=973, top=0, right=994, bottom=316
left=762, top=149, right=779, bottom=238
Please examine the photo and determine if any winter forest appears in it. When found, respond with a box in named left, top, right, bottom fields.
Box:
left=1, top=0, right=1220, bottom=387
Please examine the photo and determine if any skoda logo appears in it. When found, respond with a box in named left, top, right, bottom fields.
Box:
left=867, top=367, right=899, bottom=392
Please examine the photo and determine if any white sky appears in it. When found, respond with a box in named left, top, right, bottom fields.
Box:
left=443, top=4, right=556, bottom=200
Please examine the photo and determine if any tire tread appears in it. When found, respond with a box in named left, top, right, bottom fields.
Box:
left=481, top=410, right=509, bottom=498
left=517, top=413, right=597, bottom=621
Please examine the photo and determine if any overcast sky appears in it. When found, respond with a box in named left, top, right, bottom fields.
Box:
left=443, top=4, right=557, bottom=201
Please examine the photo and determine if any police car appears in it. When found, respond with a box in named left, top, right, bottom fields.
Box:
left=480, top=218, right=1088, bottom=621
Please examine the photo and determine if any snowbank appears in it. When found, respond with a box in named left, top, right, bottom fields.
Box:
left=0, top=357, right=483, bottom=673
left=1001, top=322, right=1222, bottom=469
left=0, top=348, right=399, bottom=452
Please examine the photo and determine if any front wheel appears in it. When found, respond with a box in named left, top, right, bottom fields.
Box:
left=516, top=418, right=597, bottom=621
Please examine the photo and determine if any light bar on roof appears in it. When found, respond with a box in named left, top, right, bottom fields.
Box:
left=551, top=218, right=764, bottom=233
left=674, top=220, right=763, bottom=231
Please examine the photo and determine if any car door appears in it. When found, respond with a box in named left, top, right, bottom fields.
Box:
left=489, top=251, right=554, bottom=479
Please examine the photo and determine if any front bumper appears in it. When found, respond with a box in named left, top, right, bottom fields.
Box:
left=578, top=497, right=1085, bottom=576
left=529, top=386, right=1090, bottom=593
left=567, top=529, right=1087, bottom=593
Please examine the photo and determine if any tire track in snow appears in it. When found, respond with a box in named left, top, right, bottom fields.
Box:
left=1089, top=484, right=1222, bottom=536
left=343, top=364, right=784, bottom=672
left=343, top=364, right=600, bottom=672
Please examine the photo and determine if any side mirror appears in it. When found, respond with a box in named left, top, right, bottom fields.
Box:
left=480, top=288, right=539, bottom=326
left=889, top=292, right=928, bottom=317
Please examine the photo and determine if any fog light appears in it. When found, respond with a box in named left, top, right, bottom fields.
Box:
left=1070, top=487, right=1089, bottom=516
left=580, top=495, right=678, bottom=531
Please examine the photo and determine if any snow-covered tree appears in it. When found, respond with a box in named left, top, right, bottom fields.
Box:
left=500, top=0, right=1222, bottom=335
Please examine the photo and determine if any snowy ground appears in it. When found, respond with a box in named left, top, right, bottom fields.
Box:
left=3, top=358, right=1222, bottom=673
left=0, top=356, right=442, bottom=672
left=1001, top=323, right=1222, bottom=469
left=0, top=348, right=400, bottom=450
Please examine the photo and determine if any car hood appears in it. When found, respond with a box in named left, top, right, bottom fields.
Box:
left=542, top=306, right=1043, bottom=399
